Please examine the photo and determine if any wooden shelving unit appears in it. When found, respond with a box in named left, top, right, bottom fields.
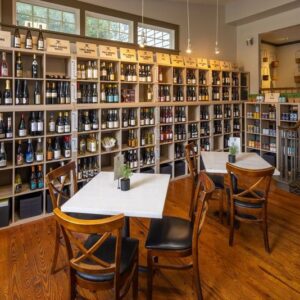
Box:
left=0, top=43, right=249, bottom=228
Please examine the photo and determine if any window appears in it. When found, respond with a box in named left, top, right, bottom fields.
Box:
left=15, top=0, right=79, bottom=34
left=138, top=23, right=175, bottom=49
left=86, top=12, right=133, bottom=43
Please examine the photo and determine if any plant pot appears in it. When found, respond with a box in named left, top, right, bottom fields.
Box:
left=228, top=154, right=236, bottom=163
left=120, top=178, right=130, bottom=191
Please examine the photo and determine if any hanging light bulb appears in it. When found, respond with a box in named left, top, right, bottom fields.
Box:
left=139, top=0, right=147, bottom=48
left=214, top=0, right=220, bottom=55
left=186, top=0, right=192, bottom=54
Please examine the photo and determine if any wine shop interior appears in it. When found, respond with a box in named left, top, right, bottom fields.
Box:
left=0, top=0, right=300, bottom=299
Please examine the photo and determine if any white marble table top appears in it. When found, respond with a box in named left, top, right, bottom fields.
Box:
left=200, top=152, right=280, bottom=176
left=61, top=172, right=170, bottom=219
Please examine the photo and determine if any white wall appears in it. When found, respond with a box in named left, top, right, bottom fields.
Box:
left=277, top=43, right=300, bottom=87
left=236, top=6, right=300, bottom=93
left=81, top=0, right=237, bottom=61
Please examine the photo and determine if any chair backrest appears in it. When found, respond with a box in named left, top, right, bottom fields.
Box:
left=192, top=172, right=215, bottom=248
left=53, top=209, right=124, bottom=284
left=46, top=161, right=77, bottom=209
left=226, top=163, right=275, bottom=206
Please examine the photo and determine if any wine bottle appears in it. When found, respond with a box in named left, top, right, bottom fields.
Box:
left=25, top=23, right=33, bottom=49
left=53, top=137, right=61, bottom=160
left=30, top=166, right=37, bottom=190
left=48, top=112, right=55, bottom=133
left=0, top=142, right=7, bottom=168
left=18, top=113, right=27, bottom=137
left=29, top=112, right=37, bottom=136
left=4, top=80, right=12, bottom=105
left=0, top=113, right=5, bottom=139
left=37, top=165, right=44, bottom=189
left=37, top=112, right=43, bottom=135
left=6, top=116, right=13, bottom=138
left=35, top=138, right=44, bottom=162
left=37, top=25, right=44, bottom=51
left=32, top=54, right=39, bottom=78
left=25, top=139, right=34, bottom=163
left=34, top=81, right=41, bottom=105
left=47, top=138, right=53, bottom=161
left=56, top=112, right=64, bottom=133
left=22, top=80, right=29, bottom=104
left=86, top=61, right=93, bottom=79
left=51, top=82, right=57, bottom=104
left=1, top=52, right=8, bottom=77
left=64, top=112, right=71, bottom=133
left=63, top=136, right=71, bottom=158
left=92, top=83, right=98, bottom=103
left=13, top=26, right=21, bottom=48
left=77, top=159, right=82, bottom=180
left=16, top=140, right=24, bottom=166
left=16, top=52, right=23, bottom=78
left=46, top=82, right=52, bottom=104
left=65, top=82, right=71, bottom=104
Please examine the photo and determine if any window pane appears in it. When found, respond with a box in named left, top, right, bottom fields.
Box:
left=49, top=9, right=62, bottom=21
left=63, top=12, right=75, bottom=23
left=16, top=3, right=32, bottom=15
left=16, top=14, right=31, bottom=26
left=63, top=23, right=76, bottom=34
left=33, top=6, right=47, bottom=18
left=48, top=20, right=63, bottom=32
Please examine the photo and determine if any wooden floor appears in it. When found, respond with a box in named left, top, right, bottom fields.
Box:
left=0, top=178, right=300, bottom=300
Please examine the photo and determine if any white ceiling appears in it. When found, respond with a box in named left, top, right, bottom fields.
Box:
left=261, top=25, right=300, bottom=45
left=161, top=0, right=236, bottom=5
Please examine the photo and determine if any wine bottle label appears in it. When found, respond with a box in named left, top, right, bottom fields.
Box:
left=18, top=129, right=27, bottom=137
left=1, top=67, right=8, bottom=77
left=37, top=122, right=43, bottom=132
left=6, top=132, right=13, bottom=138
left=0, top=133, right=5, bottom=139
left=5, top=97, right=12, bottom=105
left=38, top=180, right=44, bottom=189
left=16, top=154, right=24, bottom=165
left=31, top=122, right=38, bottom=132
left=101, top=92, right=106, bottom=101
left=16, top=70, right=23, bottom=77
left=93, top=70, right=98, bottom=79
left=38, top=40, right=44, bottom=50
left=113, top=96, right=119, bottom=103
left=0, top=159, right=7, bottom=167
left=25, top=152, right=33, bottom=163
left=54, top=150, right=61, bottom=159
left=140, top=119, right=144, bottom=126
left=56, top=125, right=64, bottom=133
left=92, top=96, right=97, bottom=103
left=36, top=153, right=44, bottom=161
left=35, top=94, right=41, bottom=105
left=30, top=181, right=37, bottom=190
left=64, top=149, right=71, bottom=158
left=132, top=75, right=137, bottom=82
left=77, top=171, right=82, bottom=180
left=49, top=122, right=55, bottom=132
left=113, top=121, right=119, bottom=128
left=92, top=124, right=99, bottom=130
left=87, top=143, right=97, bottom=153
left=23, top=97, right=28, bottom=104
left=84, top=124, right=91, bottom=131
left=26, top=39, right=32, bottom=48
left=14, top=37, right=21, bottom=48
left=87, top=70, right=93, bottom=79
left=64, top=125, right=71, bottom=133
left=107, top=121, right=113, bottom=129
left=101, top=123, right=107, bottom=129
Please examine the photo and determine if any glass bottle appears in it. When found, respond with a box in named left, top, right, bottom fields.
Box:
left=15, top=173, right=22, bottom=193
left=13, top=26, right=21, bottom=48
left=0, top=142, right=7, bottom=168
left=87, top=134, right=97, bottom=153
left=16, top=140, right=24, bottom=166
left=53, top=137, right=61, bottom=160
left=18, top=113, right=27, bottom=137
left=16, top=52, right=23, bottom=78
left=0, top=113, right=5, bottom=139
left=47, top=138, right=53, bottom=161
left=29, top=112, right=37, bottom=136
left=64, top=112, right=71, bottom=133
left=22, top=80, right=29, bottom=104
left=63, top=136, right=71, bottom=158
left=1, top=52, right=8, bottom=77
left=34, top=81, right=41, bottom=105
left=30, top=166, right=37, bottom=190
left=56, top=112, right=64, bottom=133
left=25, top=139, right=34, bottom=163
left=32, top=54, right=39, bottom=78
left=25, top=22, right=33, bottom=49
left=35, top=138, right=44, bottom=162
left=37, top=165, right=44, bottom=189
left=6, top=116, right=13, bottom=139
left=37, top=25, right=44, bottom=51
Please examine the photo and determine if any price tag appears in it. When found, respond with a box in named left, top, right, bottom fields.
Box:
left=99, top=45, right=118, bottom=60
left=138, top=50, right=154, bottom=64
left=76, top=42, right=97, bottom=58
left=72, top=138, right=77, bottom=153
left=46, top=38, right=70, bottom=55
left=156, top=53, right=171, bottom=65
left=184, top=57, right=197, bottom=68
left=220, top=61, right=231, bottom=71
left=0, top=31, right=11, bottom=48
left=171, top=55, right=184, bottom=67
left=197, top=58, right=209, bottom=70
left=209, top=59, right=221, bottom=70
left=120, top=48, right=137, bottom=62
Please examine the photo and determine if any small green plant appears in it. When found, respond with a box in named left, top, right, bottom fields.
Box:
left=229, top=144, right=238, bottom=156
left=121, top=164, right=132, bottom=179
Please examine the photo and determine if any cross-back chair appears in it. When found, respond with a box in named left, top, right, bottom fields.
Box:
left=226, top=163, right=275, bottom=252
left=53, top=209, right=139, bottom=300
left=185, top=142, right=225, bottom=223
left=145, top=171, right=215, bottom=300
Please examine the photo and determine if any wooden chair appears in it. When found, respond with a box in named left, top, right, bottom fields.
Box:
left=226, top=163, right=275, bottom=252
left=145, top=172, right=215, bottom=300
left=46, top=161, right=104, bottom=274
left=53, top=209, right=139, bottom=300
left=185, top=142, right=225, bottom=223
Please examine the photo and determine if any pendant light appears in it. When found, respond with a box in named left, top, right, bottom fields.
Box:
left=186, top=0, right=192, bottom=54
left=215, top=0, right=220, bottom=55
left=139, top=0, right=146, bottom=48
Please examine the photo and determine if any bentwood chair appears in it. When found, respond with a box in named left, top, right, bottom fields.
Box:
left=53, top=209, right=139, bottom=300
left=46, top=161, right=104, bottom=274
left=185, top=142, right=225, bottom=223
left=226, top=163, right=275, bottom=252
left=145, top=172, right=215, bottom=300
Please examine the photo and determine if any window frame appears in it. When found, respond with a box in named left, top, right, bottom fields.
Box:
left=85, top=11, right=134, bottom=44
left=13, top=0, right=80, bottom=35
left=137, top=22, right=175, bottom=50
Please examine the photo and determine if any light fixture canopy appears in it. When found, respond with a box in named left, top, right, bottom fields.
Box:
left=186, top=0, right=192, bottom=54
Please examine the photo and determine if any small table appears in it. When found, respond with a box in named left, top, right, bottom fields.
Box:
left=61, top=171, right=170, bottom=226
left=201, top=152, right=280, bottom=175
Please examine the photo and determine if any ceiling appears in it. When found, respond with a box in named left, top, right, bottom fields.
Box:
left=261, top=25, right=300, bottom=45
left=161, top=0, right=236, bottom=5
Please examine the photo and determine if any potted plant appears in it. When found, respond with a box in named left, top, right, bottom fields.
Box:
left=228, top=144, right=238, bottom=163
left=120, top=164, right=132, bottom=191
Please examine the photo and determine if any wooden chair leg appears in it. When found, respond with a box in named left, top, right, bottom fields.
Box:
left=147, top=251, right=154, bottom=300
left=262, top=219, right=270, bottom=253
left=229, top=207, right=235, bottom=247
left=51, top=223, right=61, bottom=274
left=132, top=253, right=139, bottom=300
left=219, top=189, right=224, bottom=224
left=192, top=254, right=203, bottom=300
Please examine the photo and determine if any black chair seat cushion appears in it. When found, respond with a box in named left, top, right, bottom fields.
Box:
left=76, top=235, right=139, bottom=282
left=226, top=188, right=264, bottom=209
left=209, top=174, right=224, bottom=189
left=145, top=216, right=193, bottom=251
left=66, top=212, right=107, bottom=220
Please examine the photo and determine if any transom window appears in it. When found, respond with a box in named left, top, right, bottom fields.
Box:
left=15, top=0, right=79, bottom=34
left=138, top=23, right=175, bottom=50
left=85, top=12, right=133, bottom=43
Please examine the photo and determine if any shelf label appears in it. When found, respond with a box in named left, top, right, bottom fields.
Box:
left=138, top=50, right=154, bottom=64
left=184, top=57, right=197, bottom=68
left=76, top=42, right=97, bottom=58
left=72, top=137, right=78, bottom=152
left=120, top=48, right=137, bottom=62
left=46, top=38, right=70, bottom=55
left=71, top=59, right=77, bottom=80
left=72, top=111, right=78, bottom=131
left=197, top=58, right=209, bottom=70
left=209, top=59, right=221, bottom=70
left=71, top=82, right=77, bottom=103
left=156, top=53, right=171, bottom=65
left=0, top=30, right=11, bottom=48
left=231, top=62, right=240, bottom=71
left=99, top=45, right=118, bottom=60
left=220, top=60, right=231, bottom=71
left=171, top=55, right=184, bottom=67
